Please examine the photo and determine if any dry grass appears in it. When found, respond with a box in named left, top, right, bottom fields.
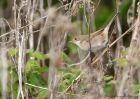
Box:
left=0, top=0, right=140, bottom=99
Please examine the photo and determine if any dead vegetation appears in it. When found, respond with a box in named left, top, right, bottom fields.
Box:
left=0, top=0, right=140, bottom=99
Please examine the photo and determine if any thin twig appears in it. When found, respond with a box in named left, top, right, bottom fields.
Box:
left=66, top=52, right=90, bottom=67
left=65, top=74, right=81, bottom=92
left=25, top=83, right=48, bottom=90
left=0, top=15, right=48, bottom=39
left=83, top=0, right=92, bottom=64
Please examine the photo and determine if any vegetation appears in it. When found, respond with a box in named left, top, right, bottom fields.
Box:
left=0, top=0, right=140, bottom=99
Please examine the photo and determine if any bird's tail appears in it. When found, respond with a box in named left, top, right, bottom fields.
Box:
left=103, top=12, right=119, bottom=41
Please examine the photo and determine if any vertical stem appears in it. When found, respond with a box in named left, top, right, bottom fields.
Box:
left=29, top=0, right=35, bottom=49
left=83, top=0, right=92, bottom=63
left=1, top=47, right=8, bottom=99
left=47, top=0, right=52, bottom=7
left=0, top=19, right=8, bottom=99
left=17, top=35, right=25, bottom=99
left=138, top=69, right=140, bottom=99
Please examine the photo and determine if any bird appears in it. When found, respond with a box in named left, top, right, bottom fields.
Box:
left=73, top=13, right=118, bottom=53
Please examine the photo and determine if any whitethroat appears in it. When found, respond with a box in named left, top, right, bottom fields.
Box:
left=73, top=13, right=118, bottom=53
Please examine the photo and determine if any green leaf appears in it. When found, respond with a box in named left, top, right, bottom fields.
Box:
left=63, top=79, right=71, bottom=85
left=61, top=52, right=73, bottom=64
left=79, top=3, right=84, bottom=9
left=26, top=59, right=40, bottom=73
left=38, top=66, right=49, bottom=73
left=95, top=5, right=112, bottom=29
left=33, top=51, right=47, bottom=60
left=12, top=83, right=19, bottom=99
left=132, top=84, right=140, bottom=94
left=26, top=49, right=34, bottom=54
left=59, top=81, right=67, bottom=91
left=8, top=48, right=18, bottom=56
left=68, top=42, right=78, bottom=54
left=63, top=73, right=74, bottom=80
left=67, top=67, right=80, bottom=74
left=104, top=83, right=114, bottom=96
left=103, top=75, right=113, bottom=81
left=27, top=49, right=48, bottom=60
left=114, top=57, right=126, bottom=67
left=120, top=0, right=132, bottom=17
left=28, top=72, right=46, bottom=85
left=37, top=90, right=48, bottom=99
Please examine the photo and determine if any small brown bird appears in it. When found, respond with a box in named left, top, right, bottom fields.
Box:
left=73, top=13, right=118, bottom=53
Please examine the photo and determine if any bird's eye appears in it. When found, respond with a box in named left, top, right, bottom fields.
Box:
left=74, top=38, right=77, bottom=40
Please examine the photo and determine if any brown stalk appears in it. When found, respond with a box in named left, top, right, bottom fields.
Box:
left=116, top=2, right=140, bottom=98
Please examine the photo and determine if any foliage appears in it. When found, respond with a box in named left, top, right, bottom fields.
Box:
left=0, top=0, right=140, bottom=98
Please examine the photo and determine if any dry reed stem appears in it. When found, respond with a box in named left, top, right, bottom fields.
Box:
left=0, top=18, right=8, bottom=99
left=46, top=7, right=76, bottom=98
left=15, top=0, right=29, bottom=98
left=116, top=2, right=140, bottom=98
left=1, top=0, right=140, bottom=99
left=17, top=35, right=25, bottom=99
